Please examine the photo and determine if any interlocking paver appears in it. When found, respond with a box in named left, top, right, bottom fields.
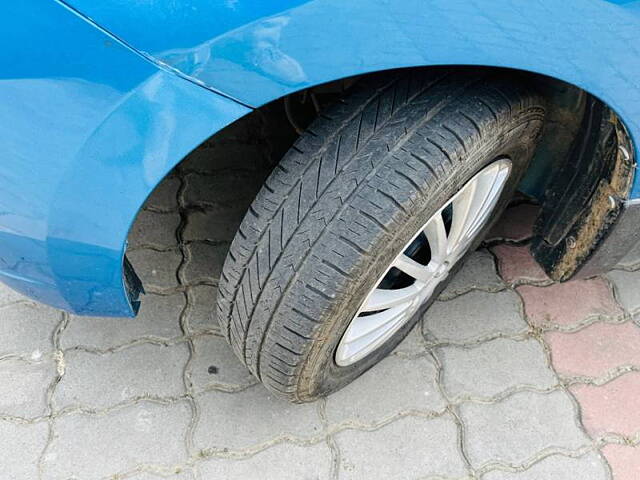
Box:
left=492, top=244, right=549, bottom=285
left=544, top=322, right=640, bottom=377
left=0, top=358, right=55, bottom=418
left=183, top=242, right=227, bottom=284
left=486, top=203, right=538, bottom=243
left=423, top=290, right=528, bottom=344
left=200, top=442, right=333, bottom=479
left=144, top=175, right=180, bottom=211
left=391, top=324, right=429, bottom=356
left=602, top=444, right=640, bottom=480
left=335, top=415, right=468, bottom=480
left=518, top=278, right=623, bottom=328
left=128, top=210, right=181, bottom=249
left=185, top=285, right=220, bottom=333
left=0, top=283, right=32, bottom=305
left=607, top=269, right=640, bottom=316
left=325, top=354, right=445, bottom=425
left=3, top=119, right=639, bottom=478
left=194, top=387, right=322, bottom=451
left=0, top=303, right=59, bottom=357
left=570, top=372, right=640, bottom=437
left=616, top=240, right=640, bottom=270
left=127, top=248, right=182, bottom=291
left=54, top=343, right=189, bottom=409
left=189, top=335, right=255, bottom=393
left=181, top=143, right=265, bottom=173
left=182, top=171, right=263, bottom=208
left=42, top=402, right=191, bottom=480
left=183, top=207, right=247, bottom=243
left=62, top=293, right=185, bottom=350
left=132, top=471, right=196, bottom=480
left=437, top=338, right=556, bottom=401
left=482, top=452, right=608, bottom=480
left=460, top=391, right=589, bottom=467
left=0, top=421, right=49, bottom=480
left=439, top=249, right=505, bottom=299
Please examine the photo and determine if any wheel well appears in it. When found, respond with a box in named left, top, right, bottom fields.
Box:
left=127, top=65, right=635, bottom=298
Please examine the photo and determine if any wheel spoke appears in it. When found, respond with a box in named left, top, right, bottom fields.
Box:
left=447, top=178, right=477, bottom=252
left=393, top=254, right=433, bottom=283
left=464, top=163, right=510, bottom=239
left=348, top=305, right=409, bottom=343
left=361, top=284, right=420, bottom=312
left=423, top=214, right=448, bottom=264
left=336, top=304, right=410, bottom=364
left=335, top=158, right=512, bottom=367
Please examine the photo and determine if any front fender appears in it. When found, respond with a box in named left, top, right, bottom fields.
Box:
left=64, top=0, right=640, bottom=197
left=0, top=1, right=249, bottom=315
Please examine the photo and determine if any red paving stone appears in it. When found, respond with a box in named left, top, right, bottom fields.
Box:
left=487, top=203, right=539, bottom=242
left=493, top=223, right=640, bottom=477
left=570, top=372, right=640, bottom=437
left=544, top=322, right=640, bottom=377
left=491, top=244, right=549, bottom=284
left=518, top=278, right=623, bottom=327
left=602, top=444, right=640, bottom=480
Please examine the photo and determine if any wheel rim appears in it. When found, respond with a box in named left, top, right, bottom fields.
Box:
left=335, top=158, right=513, bottom=367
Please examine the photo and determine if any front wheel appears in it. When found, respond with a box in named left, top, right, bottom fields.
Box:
left=217, top=69, right=545, bottom=402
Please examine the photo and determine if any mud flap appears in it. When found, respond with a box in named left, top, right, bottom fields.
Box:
left=531, top=97, right=635, bottom=281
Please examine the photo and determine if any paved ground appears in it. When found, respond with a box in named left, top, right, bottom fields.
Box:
left=1, top=127, right=640, bottom=479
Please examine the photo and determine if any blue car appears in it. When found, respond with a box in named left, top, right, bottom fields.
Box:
left=2, top=0, right=640, bottom=401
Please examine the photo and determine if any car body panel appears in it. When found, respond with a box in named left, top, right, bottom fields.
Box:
left=64, top=0, right=640, bottom=196
left=0, top=1, right=249, bottom=315
left=1, top=0, right=639, bottom=316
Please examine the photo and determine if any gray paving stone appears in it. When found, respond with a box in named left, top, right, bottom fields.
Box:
left=128, top=210, right=180, bottom=249
left=326, top=354, right=445, bottom=425
left=42, top=402, right=191, bottom=480
left=185, top=285, right=220, bottom=333
left=132, top=472, right=195, bottom=480
left=422, top=290, right=528, bottom=344
left=200, top=442, right=332, bottom=480
left=143, top=175, right=180, bottom=211
left=183, top=242, right=227, bottom=284
left=390, top=324, right=429, bottom=356
left=0, top=358, right=56, bottom=418
left=616, top=240, right=640, bottom=270
left=335, top=415, right=468, bottom=480
left=485, top=203, right=538, bottom=243
left=63, top=293, right=185, bottom=350
left=127, top=248, right=182, bottom=291
left=194, top=387, right=322, bottom=451
left=190, top=335, right=255, bottom=393
left=438, top=338, right=556, bottom=401
left=482, top=451, right=607, bottom=480
left=0, top=421, right=49, bottom=480
left=182, top=171, right=262, bottom=208
left=607, top=269, right=640, bottom=315
left=0, top=283, right=32, bottom=305
left=439, top=249, right=504, bottom=300
left=54, top=343, right=189, bottom=409
left=181, top=143, right=265, bottom=173
left=183, top=206, right=246, bottom=243
left=460, top=391, right=589, bottom=468
left=0, top=302, right=59, bottom=357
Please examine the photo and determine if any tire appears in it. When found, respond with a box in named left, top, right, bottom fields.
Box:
left=217, top=68, right=545, bottom=402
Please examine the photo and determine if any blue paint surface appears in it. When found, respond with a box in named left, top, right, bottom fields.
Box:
left=1, top=0, right=640, bottom=315
left=66, top=0, right=640, bottom=193
left=0, top=1, right=248, bottom=315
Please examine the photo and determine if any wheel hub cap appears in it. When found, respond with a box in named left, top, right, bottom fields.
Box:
left=335, top=158, right=512, bottom=366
